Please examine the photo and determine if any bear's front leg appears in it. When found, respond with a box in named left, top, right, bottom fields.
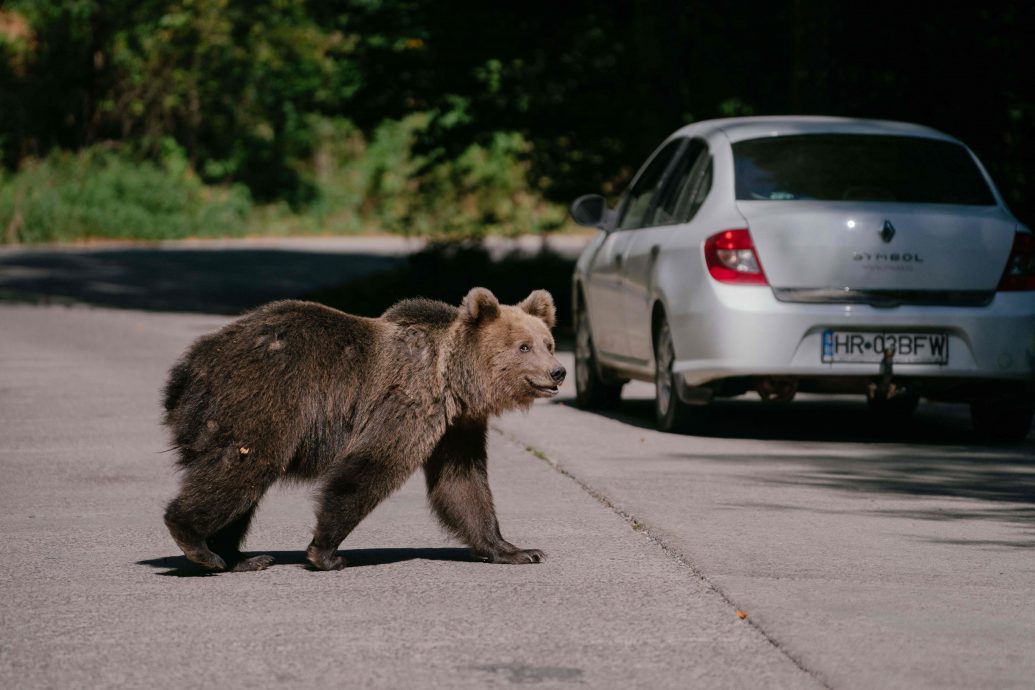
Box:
left=308, top=448, right=414, bottom=571
left=424, top=420, right=545, bottom=565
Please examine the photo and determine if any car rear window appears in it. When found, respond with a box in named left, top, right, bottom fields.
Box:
left=732, top=134, right=995, bottom=205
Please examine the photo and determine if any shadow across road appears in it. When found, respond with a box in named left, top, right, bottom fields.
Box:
left=137, top=547, right=476, bottom=576
left=0, top=247, right=402, bottom=314
left=0, top=242, right=580, bottom=330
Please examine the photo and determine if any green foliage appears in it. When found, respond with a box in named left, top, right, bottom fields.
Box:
left=0, top=143, right=251, bottom=243
left=254, top=115, right=566, bottom=239
left=1, top=0, right=1033, bottom=243
left=377, top=123, right=567, bottom=238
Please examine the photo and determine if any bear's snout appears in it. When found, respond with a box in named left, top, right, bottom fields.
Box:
left=549, top=366, right=566, bottom=383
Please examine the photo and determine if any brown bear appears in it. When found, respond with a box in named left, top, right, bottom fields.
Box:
left=162, top=287, right=564, bottom=572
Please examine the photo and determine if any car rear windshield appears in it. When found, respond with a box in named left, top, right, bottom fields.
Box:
left=732, top=134, right=995, bottom=205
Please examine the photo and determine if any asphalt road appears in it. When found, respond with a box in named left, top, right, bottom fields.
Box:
left=0, top=305, right=818, bottom=689
left=1, top=238, right=1033, bottom=689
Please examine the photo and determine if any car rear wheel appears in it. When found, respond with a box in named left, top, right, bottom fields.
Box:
left=970, top=398, right=1034, bottom=442
left=574, top=311, right=623, bottom=409
left=654, top=320, right=705, bottom=432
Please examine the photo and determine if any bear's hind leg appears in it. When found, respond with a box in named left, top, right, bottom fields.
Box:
left=164, top=497, right=231, bottom=571
left=165, top=470, right=275, bottom=572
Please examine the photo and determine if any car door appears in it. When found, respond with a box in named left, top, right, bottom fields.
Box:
left=620, top=139, right=712, bottom=362
left=585, top=138, right=683, bottom=359
left=583, top=231, right=627, bottom=355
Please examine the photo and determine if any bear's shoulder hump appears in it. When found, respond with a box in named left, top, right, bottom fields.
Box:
left=382, top=298, right=458, bottom=327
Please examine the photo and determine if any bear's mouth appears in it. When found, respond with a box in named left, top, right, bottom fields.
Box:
left=526, top=378, right=560, bottom=397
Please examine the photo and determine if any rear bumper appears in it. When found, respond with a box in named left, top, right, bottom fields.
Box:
left=667, top=284, right=1035, bottom=389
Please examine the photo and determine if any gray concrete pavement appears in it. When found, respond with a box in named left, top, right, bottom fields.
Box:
left=2, top=234, right=1032, bottom=689
left=497, top=364, right=1035, bottom=690
left=0, top=305, right=819, bottom=690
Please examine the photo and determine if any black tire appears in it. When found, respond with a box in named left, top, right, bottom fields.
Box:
left=654, top=319, right=706, bottom=432
left=867, top=393, right=920, bottom=420
left=970, top=398, right=1035, bottom=442
left=574, top=310, right=623, bottom=409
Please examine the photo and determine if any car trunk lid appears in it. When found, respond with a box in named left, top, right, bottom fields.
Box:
left=737, top=201, right=1015, bottom=304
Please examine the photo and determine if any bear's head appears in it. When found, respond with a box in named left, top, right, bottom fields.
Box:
left=458, top=287, right=565, bottom=415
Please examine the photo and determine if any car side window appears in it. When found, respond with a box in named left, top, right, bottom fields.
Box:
left=616, top=139, right=684, bottom=230
left=673, top=153, right=712, bottom=223
left=652, top=140, right=707, bottom=227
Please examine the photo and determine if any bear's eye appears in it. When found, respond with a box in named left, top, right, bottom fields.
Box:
left=519, top=343, right=531, bottom=353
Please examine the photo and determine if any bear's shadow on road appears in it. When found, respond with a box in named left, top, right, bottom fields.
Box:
left=137, top=547, right=476, bottom=577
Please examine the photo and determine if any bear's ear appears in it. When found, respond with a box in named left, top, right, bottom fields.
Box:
left=518, top=289, right=556, bottom=329
left=461, top=287, right=500, bottom=323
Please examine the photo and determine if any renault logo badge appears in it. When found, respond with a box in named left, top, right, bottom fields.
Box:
left=880, top=220, right=896, bottom=243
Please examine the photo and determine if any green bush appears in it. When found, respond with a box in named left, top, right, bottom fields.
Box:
left=254, top=114, right=568, bottom=239
left=0, top=143, right=251, bottom=243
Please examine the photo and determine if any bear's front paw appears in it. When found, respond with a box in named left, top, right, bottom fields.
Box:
left=490, top=548, right=546, bottom=564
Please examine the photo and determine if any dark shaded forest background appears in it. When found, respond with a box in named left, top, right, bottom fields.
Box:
left=1, top=0, right=1032, bottom=243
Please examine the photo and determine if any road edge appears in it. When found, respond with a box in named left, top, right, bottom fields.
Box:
left=490, top=423, right=833, bottom=690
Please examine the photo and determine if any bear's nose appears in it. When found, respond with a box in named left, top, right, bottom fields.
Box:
left=550, top=366, right=566, bottom=383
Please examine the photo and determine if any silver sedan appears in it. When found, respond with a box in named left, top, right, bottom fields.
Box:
left=570, top=116, right=1035, bottom=440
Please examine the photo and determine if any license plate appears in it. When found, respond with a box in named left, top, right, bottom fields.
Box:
left=822, top=331, right=948, bottom=364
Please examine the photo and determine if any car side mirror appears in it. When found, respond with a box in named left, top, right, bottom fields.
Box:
left=570, top=194, right=612, bottom=230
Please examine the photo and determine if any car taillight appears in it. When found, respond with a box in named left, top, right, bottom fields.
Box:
left=704, top=229, right=768, bottom=285
left=998, top=232, right=1035, bottom=291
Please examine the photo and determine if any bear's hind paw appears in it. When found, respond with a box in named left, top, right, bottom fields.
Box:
left=490, top=548, right=545, bottom=564
left=231, top=555, right=275, bottom=572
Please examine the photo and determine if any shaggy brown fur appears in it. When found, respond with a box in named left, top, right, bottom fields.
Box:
left=162, top=287, right=564, bottom=572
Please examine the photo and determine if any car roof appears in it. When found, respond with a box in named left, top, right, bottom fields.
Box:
left=672, top=116, right=961, bottom=145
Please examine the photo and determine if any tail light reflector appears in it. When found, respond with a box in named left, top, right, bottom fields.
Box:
left=704, top=229, right=768, bottom=285
left=998, top=232, right=1035, bottom=291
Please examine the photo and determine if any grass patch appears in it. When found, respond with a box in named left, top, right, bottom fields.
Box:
left=0, top=118, right=573, bottom=245
left=0, top=144, right=251, bottom=244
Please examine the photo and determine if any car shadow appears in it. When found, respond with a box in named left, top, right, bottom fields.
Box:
left=700, top=447, right=1035, bottom=532
left=552, top=395, right=1032, bottom=445
left=548, top=396, right=1035, bottom=534
left=549, top=394, right=1035, bottom=532
left=137, top=547, right=477, bottom=576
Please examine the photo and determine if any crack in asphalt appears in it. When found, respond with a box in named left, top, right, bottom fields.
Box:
left=491, top=424, right=833, bottom=690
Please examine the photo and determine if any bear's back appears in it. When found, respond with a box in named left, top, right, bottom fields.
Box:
left=381, top=298, right=458, bottom=328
